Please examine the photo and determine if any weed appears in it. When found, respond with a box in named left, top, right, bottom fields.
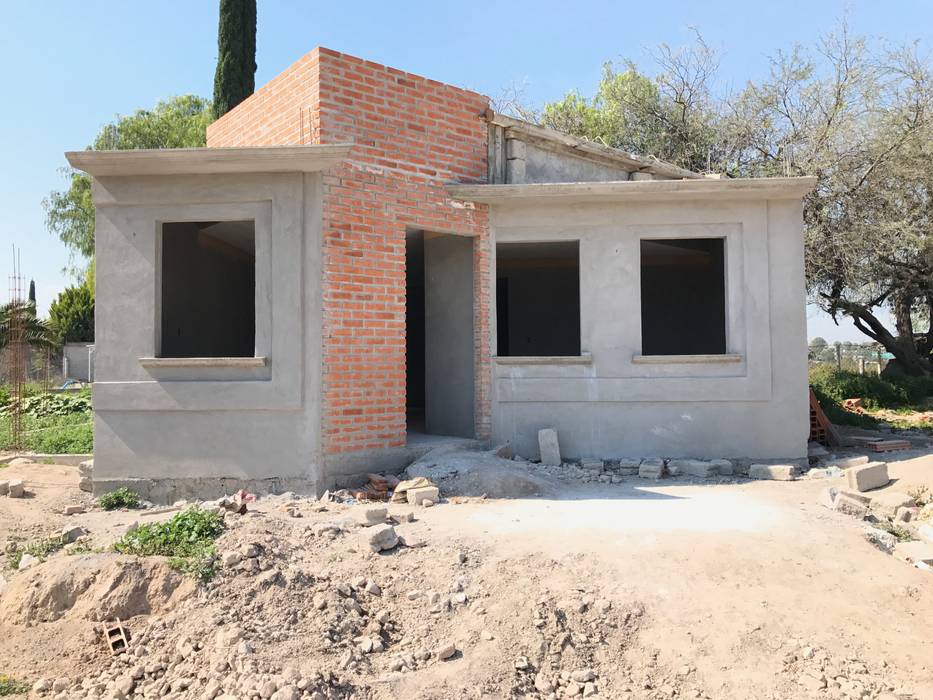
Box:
left=114, top=507, right=224, bottom=581
left=5, top=535, right=66, bottom=570
left=908, top=485, right=931, bottom=508
left=0, top=674, right=29, bottom=696
left=98, top=487, right=141, bottom=511
left=873, top=521, right=914, bottom=542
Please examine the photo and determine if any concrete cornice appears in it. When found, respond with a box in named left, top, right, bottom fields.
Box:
left=66, top=144, right=353, bottom=177
left=488, top=112, right=702, bottom=180
left=448, top=176, right=818, bottom=203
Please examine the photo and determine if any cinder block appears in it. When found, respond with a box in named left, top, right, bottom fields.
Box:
left=748, top=464, right=796, bottom=481
left=406, top=486, right=439, bottom=506
left=833, top=493, right=869, bottom=519
left=832, top=455, right=870, bottom=469
left=638, top=459, right=663, bottom=479
left=844, top=461, right=889, bottom=492
left=669, top=459, right=716, bottom=478
left=710, top=459, right=734, bottom=476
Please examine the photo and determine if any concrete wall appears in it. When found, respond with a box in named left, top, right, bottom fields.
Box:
left=489, top=197, right=809, bottom=462
left=91, top=171, right=324, bottom=500
left=424, top=233, right=475, bottom=438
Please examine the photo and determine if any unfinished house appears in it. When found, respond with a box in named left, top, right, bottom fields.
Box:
left=68, top=48, right=816, bottom=499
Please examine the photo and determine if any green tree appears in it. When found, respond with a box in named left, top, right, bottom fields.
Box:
left=213, top=0, right=257, bottom=118
left=44, top=95, right=214, bottom=272
left=48, top=283, right=95, bottom=343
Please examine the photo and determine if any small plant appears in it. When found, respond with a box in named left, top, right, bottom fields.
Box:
left=98, top=488, right=141, bottom=510
left=873, top=521, right=914, bottom=542
left=0, top=674, right=29, bottom=696
left=907, top=485, right=931, bottom=508
left=5, top=535, right=66, bottom=570
left=114, top=507, right=224, bottom=581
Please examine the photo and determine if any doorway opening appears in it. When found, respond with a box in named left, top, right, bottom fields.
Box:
left=405, top=230, right=475, bottom=440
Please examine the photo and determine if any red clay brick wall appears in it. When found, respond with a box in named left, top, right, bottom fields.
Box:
left=208, top=48, right=492, bottom=456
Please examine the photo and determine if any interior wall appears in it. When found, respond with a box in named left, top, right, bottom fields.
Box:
left=640, top=238, right=726, bottom=355
left=161, top=221, right=255, bottom=358
left=424, top=233, right=475, bottom=438
left=405, top=232, right=426, bottom=424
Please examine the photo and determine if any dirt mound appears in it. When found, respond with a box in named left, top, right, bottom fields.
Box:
left=405, top=448, right=555, bottom=498
left=0, top=554, right=195, bottom=625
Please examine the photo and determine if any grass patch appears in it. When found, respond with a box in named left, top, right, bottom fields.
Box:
left=0, top=674, right=29, bottom=696
left=113, top=507, right=224, bottom=581
left=98, top=487, right=141, bottom=511
left=0, top=413, right=92, bottom=453
left=872, top=521, right=915, bottom=542
left=5, top=535, right=66, bottom=570
left=809, top=366, right=933, bottom=410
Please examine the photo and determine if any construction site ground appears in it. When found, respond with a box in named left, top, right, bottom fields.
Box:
left=1, top=451, right=932, bottom=699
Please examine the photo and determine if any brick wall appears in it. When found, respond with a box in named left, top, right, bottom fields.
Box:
left=207, top=48, right=492, bottom=455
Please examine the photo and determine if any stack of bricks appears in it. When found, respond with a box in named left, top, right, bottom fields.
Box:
left=207, top=47, right=492, bottom=456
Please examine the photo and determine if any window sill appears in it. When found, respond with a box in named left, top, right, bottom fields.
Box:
left=139, top=356, right=268, bottom=369
left=494, top=353, right=592, bottom=366
left=632, top=353, right=742, bottom=365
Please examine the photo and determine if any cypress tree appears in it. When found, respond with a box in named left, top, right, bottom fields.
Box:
left=28, top=279, right=36, bottom=305
left=213, top=0, right=257, bottom=118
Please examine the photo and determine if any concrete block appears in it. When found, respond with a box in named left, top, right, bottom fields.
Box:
left=917, top=524, right=933, bottom=545
left=638, top=459, right=663, bottom=479
left=360, top=507, right=388, bottom=526
left=748, top=464, right=796, bottom=481
left=537, top=428, right=561, bottom=466
left=407, top=486, right=440, bottom=506
left=362, top=524, right=398, bottom=553
left=580, top=458, right=604, bottom=471
left=845, top=462, right=889, bottom=492
left=78, top=459, right=94, bottom=493
left=832, top=455, right=870, bottom=469
left=869, top=492, right=915, bottom=520
left=0, top=481, right=8, bottom=496
left=833, top=494, right=869, bottom=519
left=893, top=541, right=933, bottom=567
left=894, top=506, right=915, bottom=524
left=862, top=526, right=897, bottom=553
left=668, top=459, right=716, bottom=478
left=7, top=479, right=25, bottom=498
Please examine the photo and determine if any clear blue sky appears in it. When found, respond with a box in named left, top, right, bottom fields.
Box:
left=1, top=0, right=929, bottom=341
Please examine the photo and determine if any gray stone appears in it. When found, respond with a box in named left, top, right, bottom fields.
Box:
left=710, top=459, right=734, bottom=475
left=638, top=459, right=663, bottom=479
left=538, top=428, right=561, bottom=466
left=18, top=553, right=38, bottom=570
left=869, top=492, right=915, bottom=520
left=363, top=524, right=399, bottom=552
left=60, top=525, right=87, bottom=543
left=845, top=462, right=889, bottom=492
left=271, top=687, right=299, bottom=700
left=748, top=464, right=796, bottom=481
left=436, top=642, right=456, bottom=660
left=360, top=507, right=388, bottom=526
left=7, top=479, right=25, bottom=498
left=0, top=481, right=8, bottom=496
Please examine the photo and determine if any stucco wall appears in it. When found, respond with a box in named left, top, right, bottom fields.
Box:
left=91, top=171, right=324, bottom=499
left=489, top=197, right=809, bottom=461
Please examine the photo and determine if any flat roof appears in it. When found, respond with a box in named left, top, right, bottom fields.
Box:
left=448, top=176, right=818, bottom=203
left=66, top=144, right=353, bottom=177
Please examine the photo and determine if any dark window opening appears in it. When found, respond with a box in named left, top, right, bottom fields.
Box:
left=640, top=238, right=726, bottom=355
left=160, top=220, right=255, bottom=358
left=496, top=241, right=580, bottom=357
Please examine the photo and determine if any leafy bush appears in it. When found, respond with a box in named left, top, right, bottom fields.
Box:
left=0, top=413, right=93, bottom=453
left=14, top=390, right=91, bottom=418
left=0, top=674, right=29, bottom=696
left=809, top=366, right=907, bottom=409
left=98, top=487, right=141, bottom=510
left=114, top=507, right=224, bottom=581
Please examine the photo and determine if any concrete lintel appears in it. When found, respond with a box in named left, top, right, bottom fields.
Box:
left=138, top=356, right=268, bottom=369
left=66, top=144, right=353, bottom=177
left=448, top=177, right=818, bottom=203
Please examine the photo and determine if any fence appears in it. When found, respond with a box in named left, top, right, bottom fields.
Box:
left=808, top=342, right=890, bottom=375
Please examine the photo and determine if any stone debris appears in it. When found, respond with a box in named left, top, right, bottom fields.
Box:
left=831, top=455, right=870, bottom=469
left=862, top=525, right=897, bottom=553
left=61, top=525, right=88, bottom=544
left=17, top=552, right=38, bottom=570
left=869, top=491, right=915, bottom=520
left=78, top=459, right=94, bottom=492
left=63, top=504, right=86, bottom=515
left=359, top=507, right=387, bottom=526
left=362, top=524, right=399, bottom=553
left=669, top=459, right=717, bottom=478
left=833, top=491, right=871, bottom=519
left=844, top=461, right=889, bottom=492
left=638, top=459, right=664, bottom=479
left=7, top=479, right=25, bottom=498
left=391, top=476, right=435, bottom=503
left=406, top=486, right=439, bottom=506
left=537, top=427, right=562, bottom=466
left=893, top=541, right=933, bottom=568
left=748, top=464, right=796, bottom=481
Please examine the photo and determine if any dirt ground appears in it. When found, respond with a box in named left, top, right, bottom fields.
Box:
left=1, top=452, right=932, bottom=699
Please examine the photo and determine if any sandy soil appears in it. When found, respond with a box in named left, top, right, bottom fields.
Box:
left=0, top=454, right=931, bottom=699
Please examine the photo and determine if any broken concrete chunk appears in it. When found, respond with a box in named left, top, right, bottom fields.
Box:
left=748, top=464, right=796, bottom=481
left=710, top=459, right=734, bottom=476
left=579, top=458, right=604, bottom=471
left=78, top=459, right=93, bottom=493
left=406, top=486, right=439, bottom=506
left=360, top=507, right=388, bottom=526
left=63, top=504, right=85, bottom=516
left=18, top=553, right=38, bottom=570
left=0, top=481, right=8, bottom=496
left=833, top=493, right=869, bottom=519
left=638, top=459, right=664, bottom=479
left=537, top=428, right=561, bottom=466
left=832, top=455, right=870, bottom=469
left=7, top=479, right=25, bottom=498
left=817, top=486, right=839, bottom=510
left=862, top=526, right=897, bottom=553
left=894, top=506, right=915, bottom=524
left=61, top=525, right=87, bottom=544
left=869, top=492, right=915, bottom=520
left=363, top=524, right=399, bottom=553
left=893, top=541, right=933, bottom=567
left=845, top=461, right=889, bottom=492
